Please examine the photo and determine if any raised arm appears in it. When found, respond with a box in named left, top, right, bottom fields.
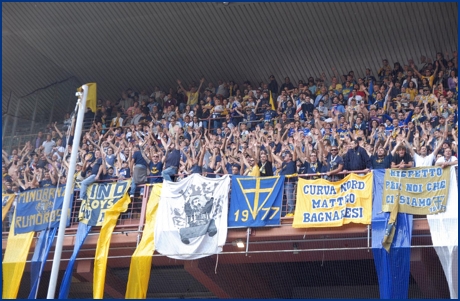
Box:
left=53, top=123, right=64, bottom=138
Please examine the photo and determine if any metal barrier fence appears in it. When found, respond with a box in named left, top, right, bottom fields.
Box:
left=2, top=171, right=370, bottom=238
left=2, top=166, right=458, bottom=239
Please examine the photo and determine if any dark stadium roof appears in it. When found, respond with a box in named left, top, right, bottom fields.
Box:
left=2, top=2, right=458, bottom=126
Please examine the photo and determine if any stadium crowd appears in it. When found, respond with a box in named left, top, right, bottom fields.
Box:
left=2, top=52, right=459, bottom=217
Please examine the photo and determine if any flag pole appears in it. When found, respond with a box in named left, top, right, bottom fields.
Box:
left=47, top=85, right=88, bottom=298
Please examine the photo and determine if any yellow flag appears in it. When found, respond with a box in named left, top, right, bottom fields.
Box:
left=382, top=172, right=402, bottom=253
left=2, top=211, right=35, bottom=299
left=125, top=184, right=162, bottom=299
left=78, top=83, right=97, bottom=112
left=269, top=91, right=276, bottom=110
left=382, top=201, right=398, bottom=253
left=93, top=193, right=131, bottom=299
left=2, top=194, right=15, bottom=222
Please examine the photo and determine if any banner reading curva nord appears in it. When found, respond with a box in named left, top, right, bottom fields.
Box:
left=382, top=167, right=449, bottom=215
left=293, top=173, right=372, bottom=228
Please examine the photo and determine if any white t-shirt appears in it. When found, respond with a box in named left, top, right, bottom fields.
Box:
left=414, top=153, right=435, bottom=167
left=436, top=155, right=458, bottom=166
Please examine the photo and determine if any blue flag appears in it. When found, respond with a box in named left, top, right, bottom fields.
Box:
left=58, top=222, right=92, bottom=299
left=229, top=176, right=284, bottom=227
left=15, top=186, right=71, bottom=234
left=28, top=227, right=57, bottom=299
left=371, top=170, right=413, bottom=299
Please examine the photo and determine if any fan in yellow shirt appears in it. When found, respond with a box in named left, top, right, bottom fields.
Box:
left=177, top=77, right=205, bottom=106
left=412, top=62, right=439, bottom=88
left=242, top=156, right=260, bottom=177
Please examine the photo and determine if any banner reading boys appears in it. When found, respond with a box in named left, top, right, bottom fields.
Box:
left=229, top=176, right=284, bottom=227
left=293, top=173, right=372, bottom=228
left=78, top=180, right=131, bottom=226
left=382, top=167, right=449, bottom=215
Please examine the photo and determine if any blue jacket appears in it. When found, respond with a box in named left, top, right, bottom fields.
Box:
left=344, top=146, right=371, bottom=171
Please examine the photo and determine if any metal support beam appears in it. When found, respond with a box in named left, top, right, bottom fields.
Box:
left=48, top=85, right=58, bottom=124
left=10, top=97, right=22, bottom=152
left=30, top=92, right=40, bottom=134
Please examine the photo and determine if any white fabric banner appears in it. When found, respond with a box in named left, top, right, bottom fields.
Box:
left=154, top=174, right=230, bottom=260
left=427, top=165, right=458, bottom=299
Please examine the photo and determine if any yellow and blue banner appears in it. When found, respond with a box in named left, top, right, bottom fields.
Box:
left=93, top=188, right=131, bottom=298
left=60, top=180, right=130, bottom=298
left=229, top=176, right=283, bottom=227
left=14, top=186, right=70, bottom=234
left=126, top=184, right=162, bottom=299
left=371, top=169, right=413, bottom=298
left=2, top=211, right=35, bottom=299
left=382, top=167, right=449, bottom=215
left=2, top=194, right=15, bottom=221
left=293, top=173, right=372, bottom=228
left=79, top=180, right=131, bottom=226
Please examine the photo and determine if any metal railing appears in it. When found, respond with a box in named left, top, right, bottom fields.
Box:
left=1, top=170, right=371, bottom=238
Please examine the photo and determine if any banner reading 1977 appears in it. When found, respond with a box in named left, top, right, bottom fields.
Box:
left=293, top=173, right=373, bottom=228
left=229, top=176, right=284, bottom=227
left=382, top=167, right=449, bottom=215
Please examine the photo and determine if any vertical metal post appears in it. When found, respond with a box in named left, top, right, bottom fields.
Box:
left=2, top=91, right=12, bottom=139
left=47, top=86, right=88, bottom=299
left=137, top=184, right=150, bottom=246
left=245, top=227, right=251, bottom=256
left=30, top=92, right=39, bottom=134
left=10, top=97, right=22, bottom=153
left=48, top=85, right=58, bottom=124
left=2, top=114, right=10, bottom=139
left=367, top=225, right=370, bottom=252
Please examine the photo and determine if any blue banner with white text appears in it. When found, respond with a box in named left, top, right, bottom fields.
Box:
left=229, top=176, right=284, bottom=227
left=15, top=186, right=71, bottom=235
